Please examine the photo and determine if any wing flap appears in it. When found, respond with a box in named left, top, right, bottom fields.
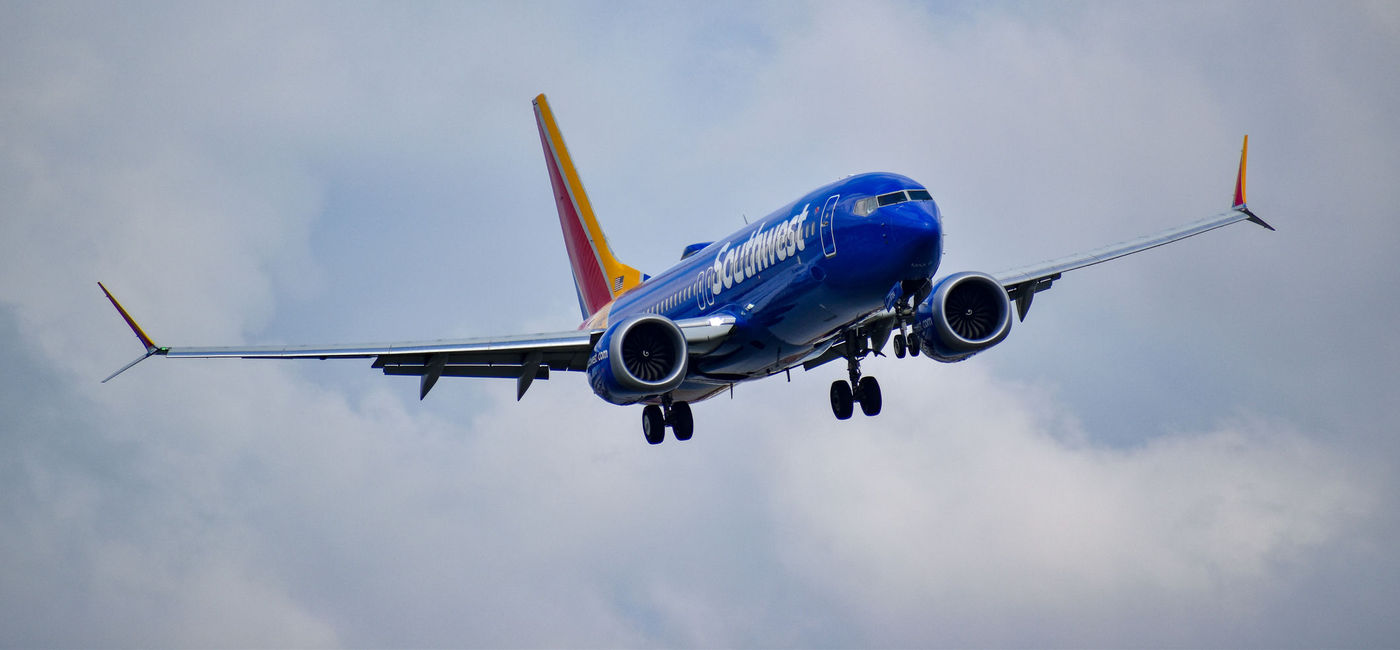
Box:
left=382, top=365, right=551, bottom=379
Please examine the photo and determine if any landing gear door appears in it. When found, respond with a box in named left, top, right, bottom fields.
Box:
left=819, top=194, right=839, bottom=257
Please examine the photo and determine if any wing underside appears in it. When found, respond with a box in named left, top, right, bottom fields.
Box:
left=99, top=284, right=737, bottom=401
left=165, top=331, right=597, bottom=400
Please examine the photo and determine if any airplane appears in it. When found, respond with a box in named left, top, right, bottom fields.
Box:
left=101, top=93, right=1273, bottom=445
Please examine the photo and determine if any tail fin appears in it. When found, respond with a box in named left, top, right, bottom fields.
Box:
left=533, top=94, right=645, bottom=319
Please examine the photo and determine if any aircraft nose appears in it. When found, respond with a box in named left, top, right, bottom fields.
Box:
left=886, top=203, right=942, bottom=274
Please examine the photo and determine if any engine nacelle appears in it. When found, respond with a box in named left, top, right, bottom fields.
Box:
left=913, top=271, right=1013, bottom=363
left=587, top=314, right=689, bottom=405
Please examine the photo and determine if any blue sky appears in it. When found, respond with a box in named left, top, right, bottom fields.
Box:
left=2, top=2, right=1398, bottom=647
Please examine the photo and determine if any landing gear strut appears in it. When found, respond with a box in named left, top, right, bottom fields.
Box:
left=642, top=395, right=693, bottom=444
left=892, top=282, right=922, bottom=359
left=829, top=328, right=883, bottom=420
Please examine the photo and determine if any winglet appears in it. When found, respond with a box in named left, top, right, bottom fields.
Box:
left=1231, top=135, right=1275, bottom=231
left=100, top=282, right=157, bottom=351
left=99, top=282, right=166, bottom=382
left=1233, top=135, right=1249, bottom=209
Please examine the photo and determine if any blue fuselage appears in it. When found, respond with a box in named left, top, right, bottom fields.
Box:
left=601, top=172, right=943, bottom=402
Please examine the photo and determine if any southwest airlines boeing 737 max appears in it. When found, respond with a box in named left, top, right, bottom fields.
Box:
left=101, top=94, right=1272, bottom=444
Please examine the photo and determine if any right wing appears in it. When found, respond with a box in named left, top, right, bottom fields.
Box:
left=98, top=283, right=735, bottom=400
left=802, top=135, right=1272, bottom=371
left=995, top=135, right=1273, bottom=320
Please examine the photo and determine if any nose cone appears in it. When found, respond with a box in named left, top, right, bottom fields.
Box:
left=887, top=200, right=942, bottom=280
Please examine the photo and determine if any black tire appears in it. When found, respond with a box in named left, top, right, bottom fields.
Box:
left=671, top=401, right=694, bottom=441
left=893, top=333, right=906, bottom=359
left=830, top=380, right=854, bottom=420
left=858, top=376, right=882, bottom=416
left=642, top=405, right=665, bottom=445
left=908, top=337, right=920, bottom=357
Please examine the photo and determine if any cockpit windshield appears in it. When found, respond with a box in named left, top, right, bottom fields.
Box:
left=853, top=188, right=934, bottom=216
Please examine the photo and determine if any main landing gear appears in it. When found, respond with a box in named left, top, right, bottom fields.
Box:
left=829, top=328, right=883, bottom=420
left=642, top=395, right=693, bottom=445
left=891, top=329, right=919, bottom=358
left=828, top=280, right=928, bottom=420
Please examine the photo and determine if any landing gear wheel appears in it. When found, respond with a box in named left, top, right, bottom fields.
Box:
left=830, top=380, right=854, bottom=420
left=893, top=333, right=907, bottom=359
left=642, top=405, right=665, bottom=445
left=670, top=401, right=694, bottom=441
left=858, top=376, right=882, bottom=416
left=908, top=338, right=919, bottom=357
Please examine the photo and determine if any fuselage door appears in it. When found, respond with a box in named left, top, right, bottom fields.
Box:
left=819, top=194, right=839, bottom=257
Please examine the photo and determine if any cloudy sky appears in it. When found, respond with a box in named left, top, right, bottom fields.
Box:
left=3, top=1, right=1398, bottom=647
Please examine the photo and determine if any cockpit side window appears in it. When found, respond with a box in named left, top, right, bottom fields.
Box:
left=853, top=196, right=878, bottom=216
left=908, top=189, right=932, bottom=201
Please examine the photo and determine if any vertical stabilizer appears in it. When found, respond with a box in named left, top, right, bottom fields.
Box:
left=533, top=94, right=645, bottom=319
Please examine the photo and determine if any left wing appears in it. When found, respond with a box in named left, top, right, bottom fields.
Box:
left=168, top=332, right=598, bottom=401
left=100, top=280, right=594, bottom=400
left=98, top=283, right=734, bottom=400
left=996, top=135, right=1272, bottom=320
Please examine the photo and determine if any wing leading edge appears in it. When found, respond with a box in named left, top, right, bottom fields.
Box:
left=165, top=331, right=598, bottom=401
left=996, top=136, right=1272, bottom=320
left=98, top=284, right=735, bottom=401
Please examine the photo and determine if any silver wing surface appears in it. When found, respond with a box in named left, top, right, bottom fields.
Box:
left=165, top=330, right=598, bottom=400
left=996, top=204, right=1273, bottom=320
left=98, top=282, right=735, bottom=400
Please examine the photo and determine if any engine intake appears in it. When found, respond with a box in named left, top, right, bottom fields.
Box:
left=914, top=272, right=1013, bottom=362
left=587, top=314, right=689, bottom=404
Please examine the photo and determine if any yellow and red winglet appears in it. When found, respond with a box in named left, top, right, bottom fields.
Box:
left=99, top=282, right=167, bottom=382
left=99, top=282, right=156, bottom=351
left=1231, top=135, right=1274, bottom=231
left=1233, top=134, right=1249, bottom=208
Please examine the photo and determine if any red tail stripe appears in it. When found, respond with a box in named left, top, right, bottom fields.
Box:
left=537, top=127, right=612, bottom=315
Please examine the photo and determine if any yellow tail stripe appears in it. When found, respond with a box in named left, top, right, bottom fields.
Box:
left=533, top=94, right=644, bottom=300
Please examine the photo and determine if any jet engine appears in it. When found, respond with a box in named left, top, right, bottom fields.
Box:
left=587, top=314, right=689, bottom=405
left=913, top=272, right=1013, bottom=363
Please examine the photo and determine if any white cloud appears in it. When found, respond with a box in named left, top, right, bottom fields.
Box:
left=761, top=363, right=1372, bottom=645
left=2, top=1, right=1397, bottom=647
